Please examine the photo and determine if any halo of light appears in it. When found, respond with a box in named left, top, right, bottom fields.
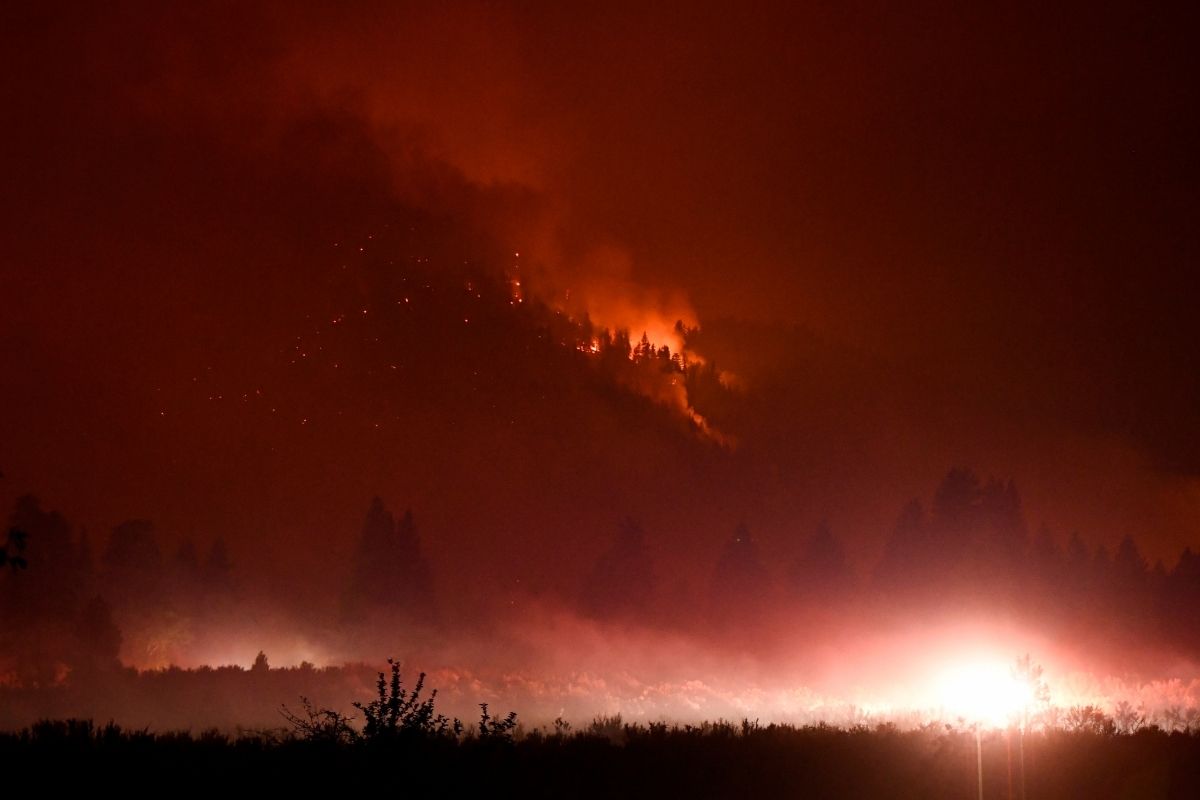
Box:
left=936, top=659, right=1035, bottom=728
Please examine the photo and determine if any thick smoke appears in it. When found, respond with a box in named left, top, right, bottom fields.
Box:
left=5, top=472, right=1200, bottom=731
left=2, top=2, right=1198, bottom=737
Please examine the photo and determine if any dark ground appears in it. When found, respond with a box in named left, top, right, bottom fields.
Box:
left=6, top=718, right=1200, bottom=798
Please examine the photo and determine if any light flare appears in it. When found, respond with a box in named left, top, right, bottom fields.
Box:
left=935, top=658, right=1037, bottom=728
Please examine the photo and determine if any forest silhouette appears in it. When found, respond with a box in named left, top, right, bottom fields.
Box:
left=3, top=467, right=1200, bottom=735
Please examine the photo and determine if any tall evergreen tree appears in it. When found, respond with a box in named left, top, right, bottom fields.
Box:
left=709, top=523, right=771, bottom=624
left=7, top=495, right=87, bottom=617
left=102, top=519, right=163, bottom=605
left=203, top=538, right=232, bottom=583
left=343, top=497, right=436, bottom=622
left=873, top=499, right=927, bottom=596
left=787, top=520, right=855, bottom=601
left=578, top=517, right=656, bottom=620
left=72, top=596, right=122, bottom=674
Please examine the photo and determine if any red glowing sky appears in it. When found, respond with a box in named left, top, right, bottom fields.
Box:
left=1, top=2, right=1197, bottom=607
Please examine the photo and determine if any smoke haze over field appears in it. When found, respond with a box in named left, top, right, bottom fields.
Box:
left=1, top=2, right=1199, bottom=728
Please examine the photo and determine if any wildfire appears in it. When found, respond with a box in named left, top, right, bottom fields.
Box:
left=560, top=320, right=729, bottom=445
left=259, top=235, right=732, bottom=443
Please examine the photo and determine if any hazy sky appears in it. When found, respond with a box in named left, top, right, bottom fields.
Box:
left=2, top=2, right=1197, bottom=605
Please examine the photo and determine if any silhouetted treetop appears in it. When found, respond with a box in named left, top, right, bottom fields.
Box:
left=5, top=495, right=91, bottom=614
left=710, top=523, right=770, bottom=619
left=788, top=520, right=856, bottom=599
left=104, top=519, right=161, bottom=575
left=175, top=539, right=199, bottom=572
left=579, top=517, right=656, bottom=620
left=342, top=497, right=436, bottom=622
left=72, top=596, right=122, bottom=674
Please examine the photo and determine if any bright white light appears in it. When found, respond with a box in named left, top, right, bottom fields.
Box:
left=937, top=659, right=1034, bottom=728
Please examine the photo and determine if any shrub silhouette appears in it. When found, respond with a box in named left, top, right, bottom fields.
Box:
left=476, top=703, right=518, bottom=743
left=353, top=659, right=461, bottom=741
left=280, top=659, right=524, bottom=745
left=278, top=696, right=357, bottom=744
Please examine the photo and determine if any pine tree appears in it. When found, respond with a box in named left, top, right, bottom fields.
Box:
left=343, top=497, right=436, bottom=622
left=202, top=537, right=233, bottom=591
left=72, top=596, right=122, bottom=673
left=788, top=520, right=855, bottom=600
left=578, top=518, right=656, bottom=620
left=709, top=523, right=770, bottom=624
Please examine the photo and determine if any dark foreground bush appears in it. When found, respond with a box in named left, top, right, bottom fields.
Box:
left=4, top=718, right=1200, bottom=798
